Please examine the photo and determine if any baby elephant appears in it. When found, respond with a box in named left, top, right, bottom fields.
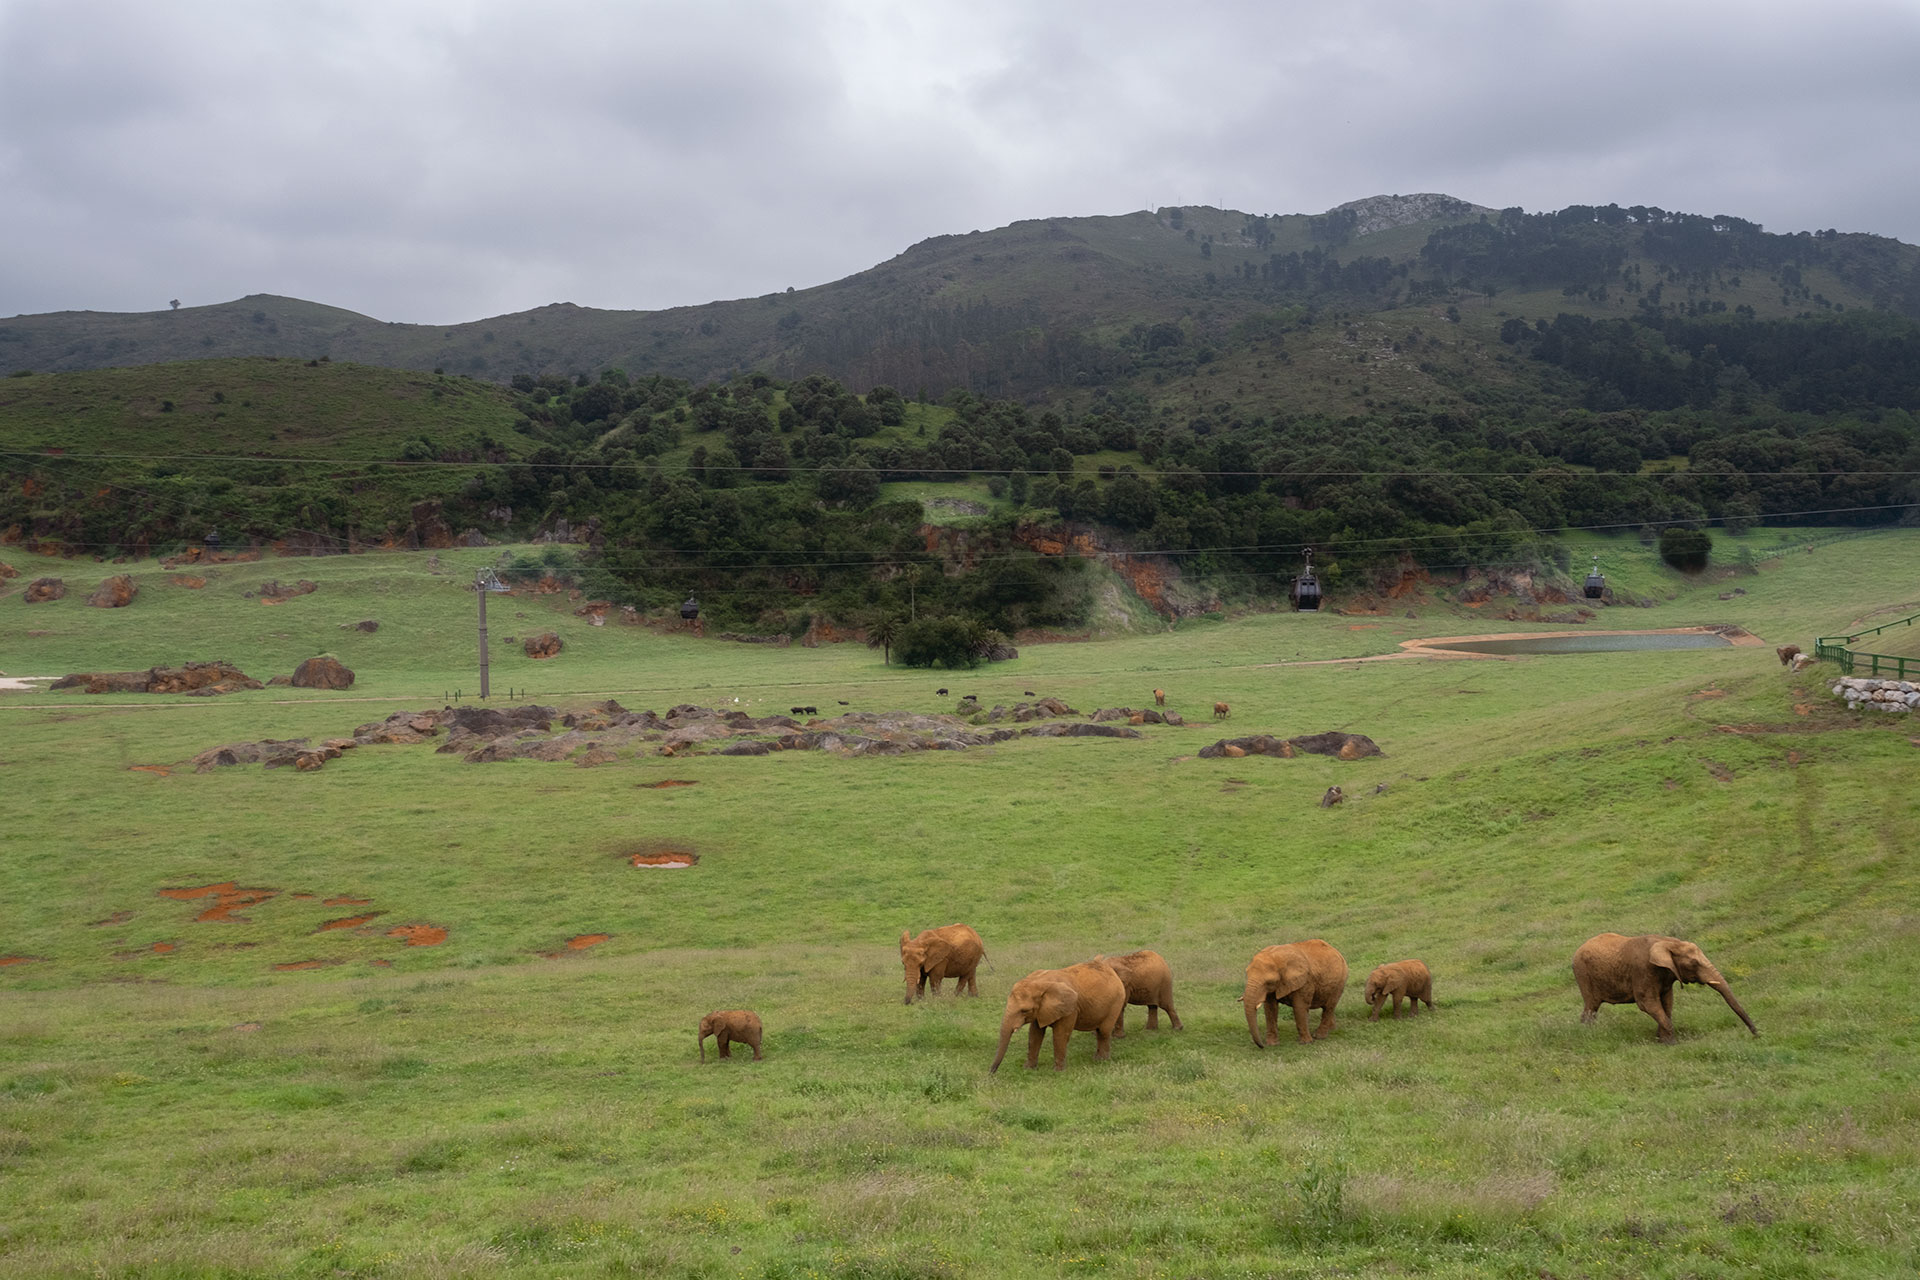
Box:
left=1363, top=960, right=1433, bottom=1020
left=698, top=1009, right=763, bottom=1062
left=1094, top=949, right=1183, bottom=1036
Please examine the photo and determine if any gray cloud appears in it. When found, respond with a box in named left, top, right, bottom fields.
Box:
left=2, top=0, right=1916, bottom=323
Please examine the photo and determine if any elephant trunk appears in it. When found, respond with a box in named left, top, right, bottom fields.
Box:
left=990, top=1011, right=1022, bottom=1074
left=1710, top=979, right=1759, bottom=1036
left=1243, top=979, right=1267, bottom=1048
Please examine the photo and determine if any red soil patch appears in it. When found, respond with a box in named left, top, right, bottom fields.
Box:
left=639, top=779, right=698, bottom=789
left=324, top=896, right=372, bottom=906
left=0, top=955, right=44, bottom=966
left=272, top=959, right=343, bottom=971
left=630, top=851, right=698, bottom=869
left=230, top=1022, right=262, bottom=1032
left=127, top=764, right=171, bottom=776
left=88, top=911, right=134, bottom=927
left=369, top=958, right=392, bottom=967
left=1794, top=704, right=1813, bottom=716
left=159, top=882, right=279, bottom=922
left=541, top=933, right=611, bottom=957
left=114, top=941, right=178, bottom=959
left=386, top=924, right=448, bottom=947
left=318, top=912, right=385, bottom=932
left=1691, top=688, right=1727, bottom=700
left=290, top=892, right=315, bottom=900
left=1346, top=624, right=1380, bottom=631
left=169, top=575, right=207, bottom=588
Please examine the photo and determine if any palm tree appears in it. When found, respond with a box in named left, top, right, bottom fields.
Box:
left=867, top=613, right=906, bottom=665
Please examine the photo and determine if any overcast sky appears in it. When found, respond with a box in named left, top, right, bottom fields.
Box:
left=4, top=0, right=1918, bottom=324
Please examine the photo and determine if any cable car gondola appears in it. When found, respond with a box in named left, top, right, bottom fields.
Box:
left=1583, top=555, right=1606, bottom=601
left=1292, top=548, right=1322, bottom=613
left=680, top=595, right=701, bottom=622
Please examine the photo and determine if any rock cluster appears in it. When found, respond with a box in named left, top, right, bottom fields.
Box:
left=186, top=697, right=1157, bottom=771
left=257, top=579, right=318, bottom=600
left=1832, top=676, right=1920, bottom=712
left=1197, top=732, right=1383, bottom=760
left=524, top=632, right=563, bottom=659
left=290, top=655, right=354, bottom=689
left=86, top=575, right=138, bottom=608
left=51, top=661, right=262, bottom=695
left=24, top=577, right=65, bottom=603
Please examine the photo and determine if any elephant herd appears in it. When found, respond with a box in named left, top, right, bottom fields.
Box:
left=698, top=925, right=1757, bottom=1068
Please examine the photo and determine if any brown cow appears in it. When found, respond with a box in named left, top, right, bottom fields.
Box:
left=1213, top=702, right=1230, bottom=719
left=1153, top=689, right=1166, bottom=707
left=1776, top=644, right=1802, bottom=666
left=1320, top=785, right=1344, bottom=808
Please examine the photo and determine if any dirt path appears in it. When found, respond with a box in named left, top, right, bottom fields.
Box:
left=1254, top=626, right=1764, bottom=669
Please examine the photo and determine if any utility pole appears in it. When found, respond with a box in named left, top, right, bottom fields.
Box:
left=476, top=568, right=509, bottom=698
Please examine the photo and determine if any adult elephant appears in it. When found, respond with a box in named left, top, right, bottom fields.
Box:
left=989, top=961, right=1127, bottom=1072
left=1094, top=949, right=1183, bottom=1036
left=1573, top=933, right=1758, bottom=1043
left=1244, top=940, right=1347, bottom=1048
left=900, top=924, right=985, bottom=1003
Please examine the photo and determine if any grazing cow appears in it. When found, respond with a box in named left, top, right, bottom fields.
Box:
left=1320, top=785, right=1344, bottom=808
left=802, top=706, right=818, bottom=716
left=1789, top=653, right=1813, bottom=673
left=936, top=688, right=948, bottom=696
left=1213, top=702, right=1230, bottom=719
left=1154, top=689, right=1166, bottom=707
left=790, top=706, right=805, bottom=716
left=1776, top=644, right=1802, bottom=667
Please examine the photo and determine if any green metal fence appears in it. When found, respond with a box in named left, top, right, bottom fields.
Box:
left=1816, top=609, right=1920, bottom=680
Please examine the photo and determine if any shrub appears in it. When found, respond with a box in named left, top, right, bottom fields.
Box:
left=1659, top=526, right=1713, bottom=572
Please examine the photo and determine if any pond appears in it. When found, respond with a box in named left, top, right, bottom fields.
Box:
left=1422, top=631, right=1735, bottom=656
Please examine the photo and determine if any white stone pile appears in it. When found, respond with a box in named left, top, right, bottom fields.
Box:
left=1831, top=676, right=1920, bottom=712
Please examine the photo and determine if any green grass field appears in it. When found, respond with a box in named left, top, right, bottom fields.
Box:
left=3, top=535, right=1918, bottom=1278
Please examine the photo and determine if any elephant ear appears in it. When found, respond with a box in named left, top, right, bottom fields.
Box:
left=1273, top=953, right=1312, bottom=999
left=1034, top=980, right=1079, bottom=1026
left=1646, top=938, right=1679, bottom=979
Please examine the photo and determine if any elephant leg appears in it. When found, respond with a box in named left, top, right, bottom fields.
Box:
left=1094, top=1025, right=1113, bottom=1062
left=963, top=972, right=978, bottom=996
left=1052, top=1025, right=1073, bottom=1071
left=717, top=1033, right=732, bottom=1059
left=1635, top=991, right=1677, bottom=1043
left=1392, top=993, right=1404, bottom=1020
left=748, top=1033, right=763, bottom=1061
left=1263, top=994, right=1281, bottom=1047
left=1025, top=1023, right=1045, bottom=1070
left=1113, top=1008, right=1126, bottom=1039
left=929, top=974, right=945, bottom=996
left=1165, top=998, right=1183, bottom=1031
left=1145, top=1005, right=1160, bottom=1030
left=1314, top=999, right=1337, bottom=1039
left=1290, top=996, right=1314, bottom=1044
left=1660, top=981, right=1675, bottom=1021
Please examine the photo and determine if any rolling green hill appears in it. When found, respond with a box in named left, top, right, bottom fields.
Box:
left=6, top=195, right=1917, bottom=418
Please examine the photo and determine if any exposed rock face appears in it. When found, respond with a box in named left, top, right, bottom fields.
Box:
left=1332, top=192, right=1481, bottom=236
left=410, top=500, right=455, bottom=550
left=290, top=656, right=355, bottom=690
left=524, top=632, right=563, bottom=659
left=192, top=737, right=313, bottom=771
left=24, top=577, right=65, bottom=603
left=87, top=575, right=138, bottom=608
left=340, top=619, right=379, bottom=632
left=51, top=661, right=262, bottom=695
left=1197, top=732, right=1382, bottom=760
left=0, top=561, right=18, bottom=581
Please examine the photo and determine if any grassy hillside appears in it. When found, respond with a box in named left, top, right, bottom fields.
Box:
left=2, top=536, right=1917, bottom=1276
left=0, top=358, right=525, bottom=460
